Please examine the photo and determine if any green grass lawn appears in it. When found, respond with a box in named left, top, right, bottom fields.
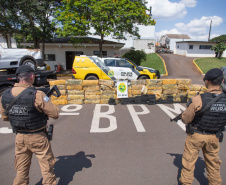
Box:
left=140, top=53, right=166, bottom=74
left=195, top=57, right=226, bottom=73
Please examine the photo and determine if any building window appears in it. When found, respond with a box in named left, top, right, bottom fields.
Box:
left=74, top=51, right=84, bottom=55
left=199, top=45, right=212, bottom=50
left=93, top=51, right=107, bottom=57
left=189, top=45, right=193, bottom=49
left=44, top=54, right=55, bottom=61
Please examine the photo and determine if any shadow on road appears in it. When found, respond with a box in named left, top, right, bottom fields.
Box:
left=167, top=153, right=208, bottom=185
left=36, top=151, right=95, bottom=185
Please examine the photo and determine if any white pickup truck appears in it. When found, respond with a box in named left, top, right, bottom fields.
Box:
left=0, top=44, right=44, bottom=71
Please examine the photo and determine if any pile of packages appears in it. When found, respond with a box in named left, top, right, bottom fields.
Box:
left=49, top=79, right=207, bottom=105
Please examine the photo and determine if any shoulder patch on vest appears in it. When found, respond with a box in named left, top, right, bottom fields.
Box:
left=44, top=96, right=49, bottom=103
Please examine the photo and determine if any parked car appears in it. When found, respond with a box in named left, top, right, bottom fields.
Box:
left=0, top=44, right=44, bottom=71
left=72, top=55, right=160, bottom=80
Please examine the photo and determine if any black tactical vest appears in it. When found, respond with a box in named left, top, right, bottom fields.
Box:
left=1, top=87, right=48, bottom=130
left=191, top=92, right=226, bottom=132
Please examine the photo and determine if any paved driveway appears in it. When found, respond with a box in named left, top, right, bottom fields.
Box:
left=160, top=54, right=204, bottom=84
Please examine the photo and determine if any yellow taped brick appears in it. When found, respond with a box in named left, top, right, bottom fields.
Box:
left=85, top=90, right=101, bottom=95
left=67, top=85, right=83, bottom=90
left=100, top=85, right=114, bottom=90
left=146, top=79, right=163, bottom=85
left=100, top=99, right=110, bottom=104
left=51, top=99, right=68, bottom=105
left=85, top=94, right=101, bottom=100
left=132, top=84, right=145, bottom=90
left=67, top=95, right=84, bottom=100
left=101, top=94, right=117, bottom=99
left=83, top=86, right=100, bottom=91
left=66, top=79, right=82, bottom=85
left=177, top=79, right=192, bottom=85
left=174, top=97, right=181, bottom=102
left=51, top=95, right=67, bottom=100
left=131, top=80, right=146, bottom=85
left=201, top=86, right=207, bottom=92
left=146, top=84, right=162, bottom=90
left=147, top=89, right=162, bottom=94
left=100, top=90, right=116, bottom=94
left=162, top=84, right=177, bottom=90
left=82, top=80, right=99, bottom=86
left=163, top=89, right=179, bottom=94
left=49, top=80, right=66, bottom=86
left=59, top=90, right=67, bottom=95
left=50, top=85, right=66, bottom=90
left=190, top=84, right=202, bottom=91
left=67, top=100, right=83, bottom=104
left=162, top=79, right=177, bottom=85
left=84, top=100, right=100, bottom=104
left=178, top=84, right=190, bottom=90
left=132, top=90, right=142, bottom=95
left=99, top=79, right=114, bottom=87
left=187, top=90, right=199, bottom=95
left=67, top=90, right=84, bottom=95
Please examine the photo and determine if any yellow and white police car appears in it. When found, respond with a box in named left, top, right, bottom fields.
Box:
left=72, top=56, right=160, bottom=80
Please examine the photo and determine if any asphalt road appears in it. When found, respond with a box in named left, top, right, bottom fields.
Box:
left=1, top=104, right=226, bottom=185
left=160, top=54, right=204, bottom=84
left=1, top=55, right=226, bottom=185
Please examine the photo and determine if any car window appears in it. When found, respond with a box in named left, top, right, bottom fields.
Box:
left=116, top=60, right=133, bottom=68
left=104, top=59, right=116, bottom=67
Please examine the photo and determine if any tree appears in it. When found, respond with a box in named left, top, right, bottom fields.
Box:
left=210, top=35, right=226, bottom=43
left=122, top=49, right=146, bottom=66
left=0, top=0, right=60, bottom=55
left=211, top=42, right=226, bottom=59
left=55, top=0, right=156, bottom=57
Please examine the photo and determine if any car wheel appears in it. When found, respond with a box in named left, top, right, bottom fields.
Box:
left=86, top=75, right=98, bottom=80
left=138, top=75, right=149, bottom=80
left=22, top=59, right=36, bottom=70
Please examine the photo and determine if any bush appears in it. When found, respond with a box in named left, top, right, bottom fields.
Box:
left=122, top=49, right=146, bottom=66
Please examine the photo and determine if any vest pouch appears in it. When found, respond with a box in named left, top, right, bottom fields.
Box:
left=186, top=124, right=194, bottom=135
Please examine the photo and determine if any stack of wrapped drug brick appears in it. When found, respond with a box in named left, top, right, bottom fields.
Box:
left=83, top=80, right=101, bottom=104
left=146, top=79, right=163, bottom=100
left=99, top=80, right=116, bottom=104
left=131, top=80, right=146, bottom=97
left=161, top=79, right=178, bottom=101
left=177, top=79, right=192, bottom=102
left=66, top=79, right=84, bottom=104
left=187, top=84, right=207, bottom=100
left=49, top=80, right=68, bottom=105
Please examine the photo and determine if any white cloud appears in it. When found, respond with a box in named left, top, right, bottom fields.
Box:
left=156, top=16, right=223, bottom=41
left=180, top=0, right=197, bottom=7
left=147, top=0, right=197, bottom=20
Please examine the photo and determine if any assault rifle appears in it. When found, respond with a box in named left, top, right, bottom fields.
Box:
left=38, top=85, right=61, bottom=97
left=170, top=113, right=183, bottom=122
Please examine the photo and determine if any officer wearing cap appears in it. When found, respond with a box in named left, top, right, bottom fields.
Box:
left=0, top=65, right=59, bottom=185
left=179, top=68, right=226, bottom=185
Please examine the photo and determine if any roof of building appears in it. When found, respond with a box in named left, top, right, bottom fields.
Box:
left=38, top=36, right=124, bottom=45
left=166, top=34, right=191, bottom=39
left=176, top=41, right=217, bottom=44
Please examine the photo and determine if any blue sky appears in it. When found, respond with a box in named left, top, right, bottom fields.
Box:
left=148, top=0, right=226, bottom=40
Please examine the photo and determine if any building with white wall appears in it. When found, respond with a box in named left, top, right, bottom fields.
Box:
left=159, top=34, right=191, bottom=51
left=21, top=37, right=124, bottom=70
left=174, top=41, right=226, bottom=57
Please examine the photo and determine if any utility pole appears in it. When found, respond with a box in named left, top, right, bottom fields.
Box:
left=208, top=20, right=212, bottom=41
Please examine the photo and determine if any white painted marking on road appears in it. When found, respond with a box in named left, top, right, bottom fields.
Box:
left=60, top=104, right=83, bottom=115
left=90, top=104, right=117, bottom=133
left=0, top=127, right=13, bottom=134
left=59, top=113, right=80, bottom=115
left=127, top=105, right=150, bottom=132
left=157, top=104, right=186, bottom=131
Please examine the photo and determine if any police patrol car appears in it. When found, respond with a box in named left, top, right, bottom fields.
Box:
left=72, top=56, right=160, bottom=80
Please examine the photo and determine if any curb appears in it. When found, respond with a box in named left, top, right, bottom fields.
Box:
left=157, top=53, right=168, bottom=76
left=193, top=59, right=204, bottom=75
